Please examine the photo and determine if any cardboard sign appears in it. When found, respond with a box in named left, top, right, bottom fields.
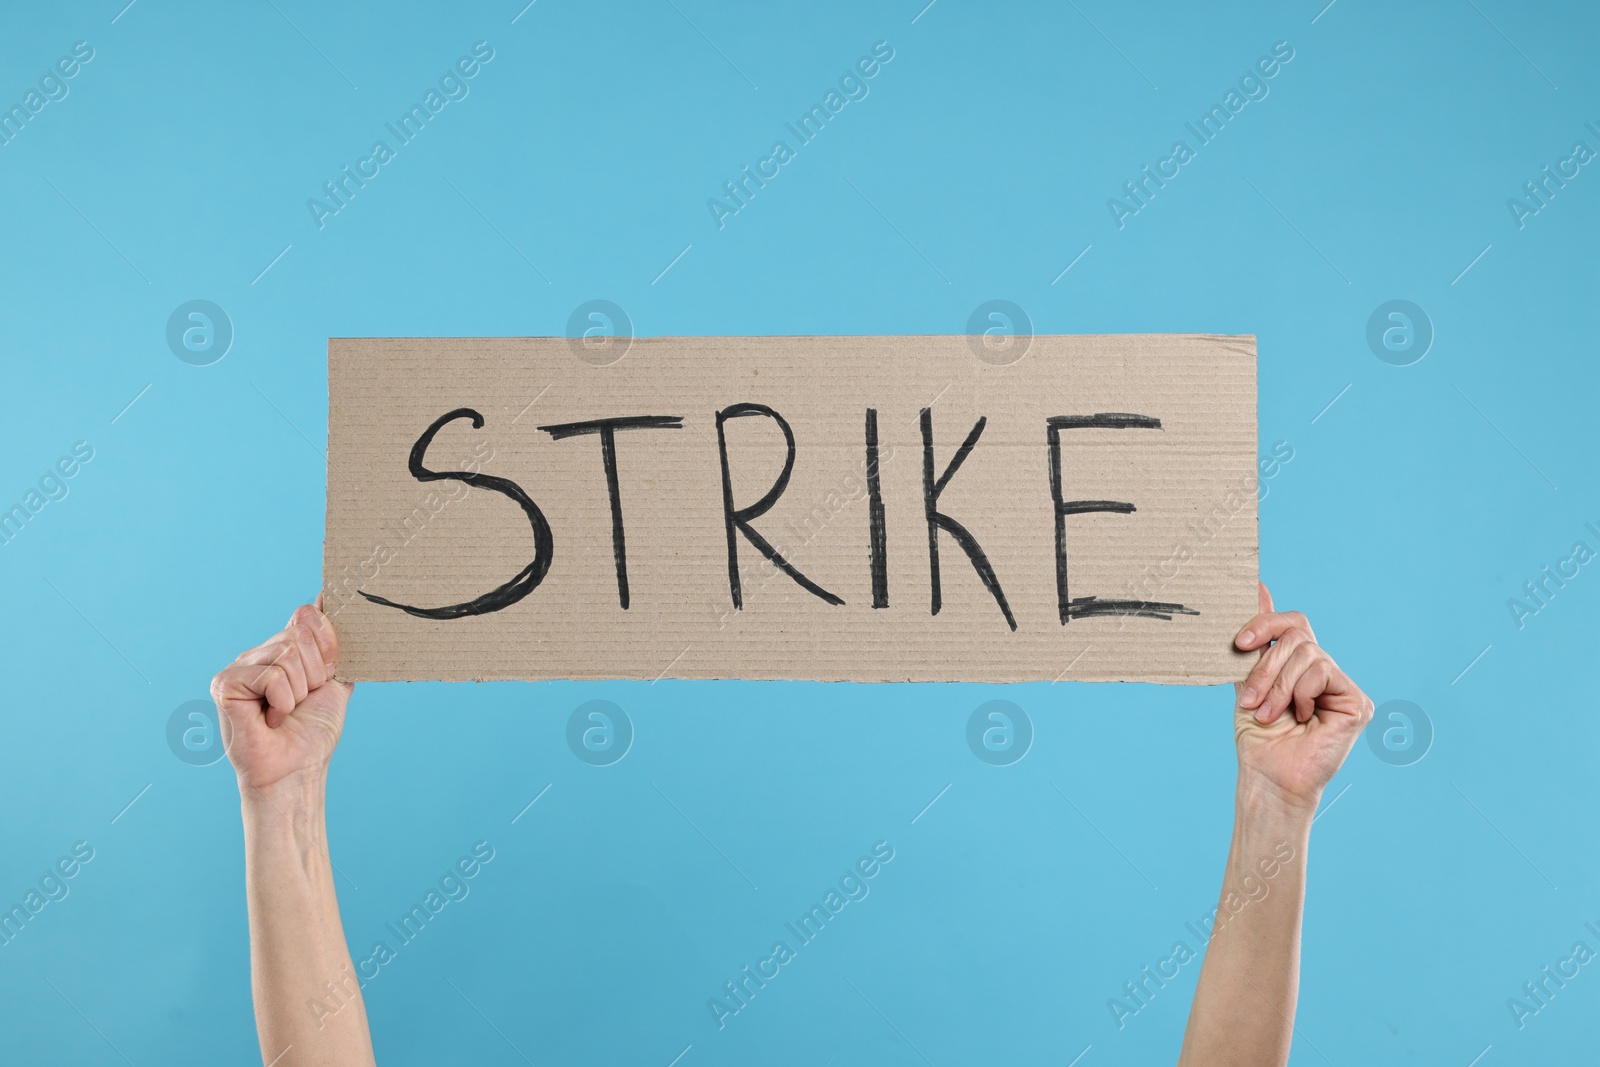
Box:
left=324, top=334, right=1257, bottom=684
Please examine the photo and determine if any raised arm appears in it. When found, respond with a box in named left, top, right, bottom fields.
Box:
left=1177, top=583, right=1372, bottom=1067
left=211, top=599, right=376, bottom=1067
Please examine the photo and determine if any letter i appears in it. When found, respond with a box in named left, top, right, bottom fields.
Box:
left=866, top=408, right=888, bottom=608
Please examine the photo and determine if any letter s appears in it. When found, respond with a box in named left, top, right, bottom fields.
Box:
left=72, top=40, right=95, bottom=62
left=360, top=409, right=553, bottom=619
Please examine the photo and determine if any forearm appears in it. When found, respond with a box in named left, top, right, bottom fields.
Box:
left=1177, top=779, right=1313, bottom=1067
left=241, top=774, right=375, bottom=1067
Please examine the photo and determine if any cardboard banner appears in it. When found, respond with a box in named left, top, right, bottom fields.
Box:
left=324, top=334, right=1257, bottom=684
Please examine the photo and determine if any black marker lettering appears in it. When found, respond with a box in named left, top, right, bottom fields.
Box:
left=716, top=403, right=844, bottom=609
left=920, top=408, right=1015, bottom=631
left=1060, top=596, right=1201, bottom=621
left=537, top=415, right=683, bottom=609
left=1046, top=413, right=1198, bottom=623
left=865, top=408, right=888, bottom=609
left=361, top=408, right=553, bottom=619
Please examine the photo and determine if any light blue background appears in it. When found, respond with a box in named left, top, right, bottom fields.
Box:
left=1, top=1, right=1596, bottom=1063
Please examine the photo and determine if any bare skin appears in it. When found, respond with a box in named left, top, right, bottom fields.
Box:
left=210, top=583, right=1366, bottom=1066
left=211, top=598, right=375, bottom=1067
left=1177, top=583, right=1374, bottom=1066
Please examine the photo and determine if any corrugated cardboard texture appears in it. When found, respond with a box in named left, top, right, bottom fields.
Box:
left=325, top=335, right=1257, bottom=683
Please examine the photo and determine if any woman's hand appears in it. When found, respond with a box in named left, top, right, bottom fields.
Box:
left=215, top=597, right=377, bottom=1066
left=1232, top=582, right=1373, bottom=813
left=210, top=597, right=353, bottom=799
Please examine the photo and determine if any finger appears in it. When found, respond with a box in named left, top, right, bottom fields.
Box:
left=294, top=603, right=339, bottom=669
left=240, top=630, right=321, bottom=713
left=250, top=663, right=297, bottom=726
left=1239, top=626, right=1308, bottom=711
left=1355, top=689, right=1375, bottom=729
left=1314, top=661, right=1373, bottom=724
left=212, top=664, right=270, bottom=727
left=1290, top=659, right=1333, bottom=724
left=1235, top=609, right=1318, bottom=651
left=1265, top=642, right=1324, bottom=723
left=222, top=660, right=297, bottom=724
left=289, top=621, right=328, bottom=691
left=1234, top=582, right=1273, bottom=651
left=257, top=638, right=310, bottom=709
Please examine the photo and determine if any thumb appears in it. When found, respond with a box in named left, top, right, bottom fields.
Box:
left=1258, top=581, right=1274, bottom=614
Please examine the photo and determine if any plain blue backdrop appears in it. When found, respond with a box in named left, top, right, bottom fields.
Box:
left=1, top=0, right=1596, bottom=1064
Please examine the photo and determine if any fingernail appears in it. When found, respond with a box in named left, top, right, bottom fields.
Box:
left=1238, top=629, right=1255, bottom=647
left=1255, top=706, right=1270, bottom=723
left=1242, top=686, right=1258, bottom=706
